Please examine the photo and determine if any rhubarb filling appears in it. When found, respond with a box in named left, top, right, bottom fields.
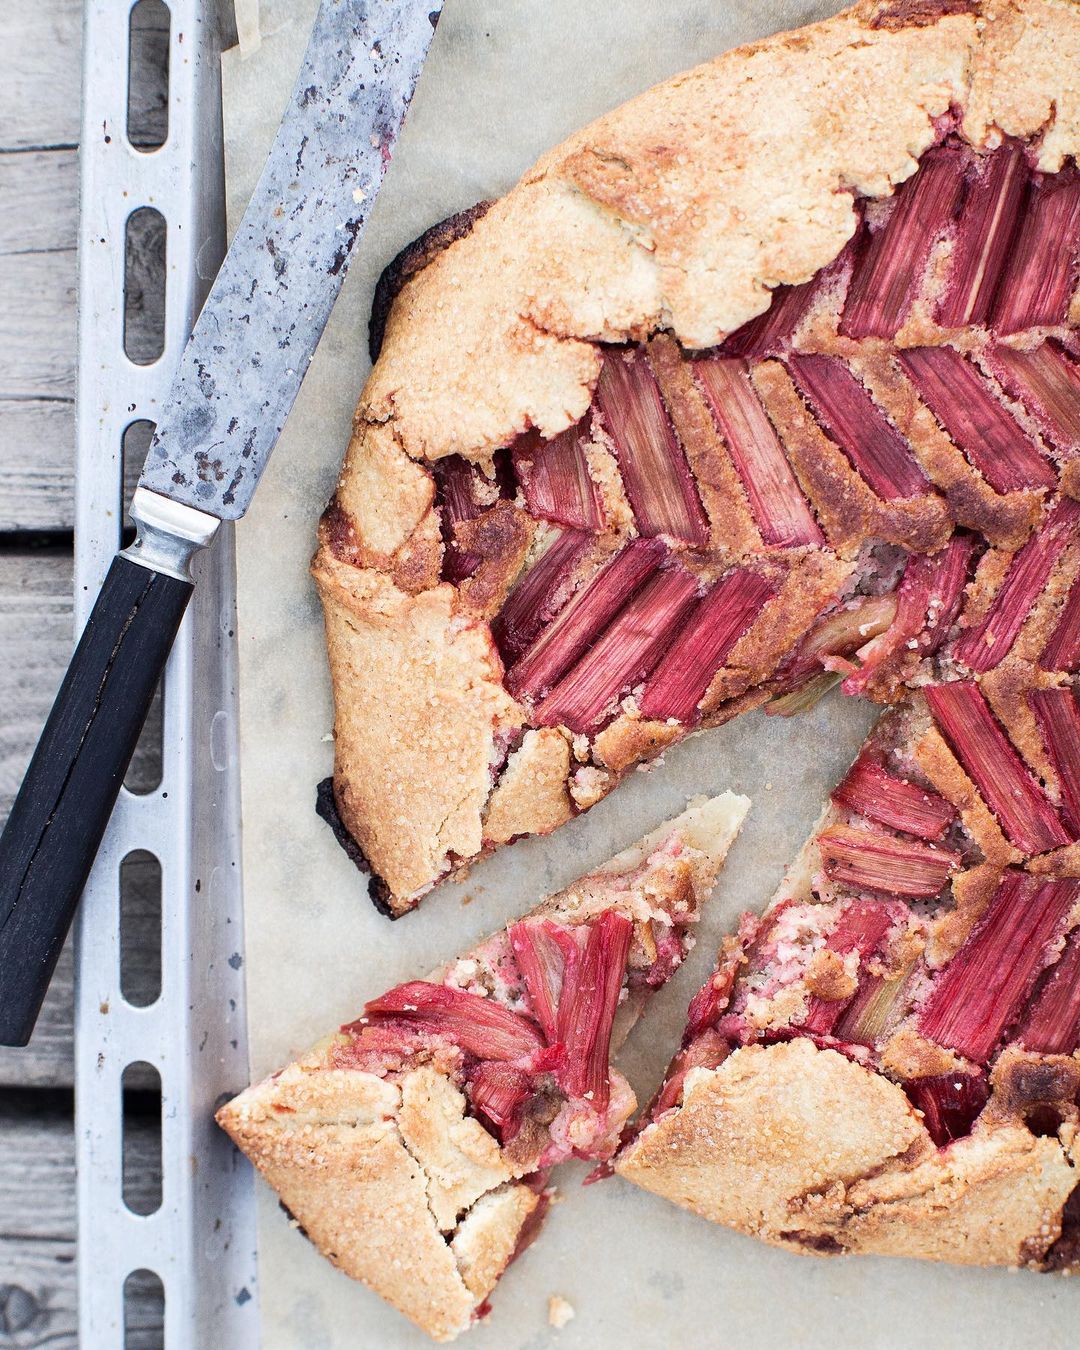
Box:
left=345, top=127, right=1080, bottom=926
left=333, top=834, right=707, bottom=1175
left=636, top=706, right=1080, bottom=1163
left=402, top=131, right=1080, bottom=838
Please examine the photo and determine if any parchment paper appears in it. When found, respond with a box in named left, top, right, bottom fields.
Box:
left=223, top=6, right=1080, bottom=1347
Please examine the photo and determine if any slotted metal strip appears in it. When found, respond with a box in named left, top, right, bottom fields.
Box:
left=74, top=2, right=259, bottom=1345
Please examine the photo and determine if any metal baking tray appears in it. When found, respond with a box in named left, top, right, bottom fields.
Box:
left=74, top=2, right=258, bottom=1345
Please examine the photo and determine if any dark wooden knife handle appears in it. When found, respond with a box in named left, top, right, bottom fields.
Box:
left=0, top=554, right=193, bottom=1045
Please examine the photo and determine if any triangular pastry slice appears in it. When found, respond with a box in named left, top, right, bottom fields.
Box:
left=218, top=793, right=748, bottom=1341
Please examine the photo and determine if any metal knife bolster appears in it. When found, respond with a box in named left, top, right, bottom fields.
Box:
left=122, top=487, right=221, bottom=582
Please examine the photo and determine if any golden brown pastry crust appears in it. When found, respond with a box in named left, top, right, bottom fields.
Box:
left=316, top=0, right=1080, bottom=914
left=615, top=1038, right=1078, bottom=1268
left=218, top=794, right=749, bottom=1341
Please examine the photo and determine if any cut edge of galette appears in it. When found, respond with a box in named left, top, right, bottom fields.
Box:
left=615, top=704, right=1080, bottom=1272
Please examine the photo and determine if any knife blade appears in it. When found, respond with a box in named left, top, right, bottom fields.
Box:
left=0, top=0, right=443, bottom=1046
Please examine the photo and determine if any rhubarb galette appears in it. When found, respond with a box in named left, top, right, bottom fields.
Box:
left=217, top=794, right=747, bottom=1342
left=616, top=709, right=1080, bottom=1270
left=315, top=0, right=1080, bottom=921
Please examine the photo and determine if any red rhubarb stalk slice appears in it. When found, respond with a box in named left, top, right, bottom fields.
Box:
left=925, top=681, right=1070, bottom=853
left=492, top=529, right=592, bottom=667
left=596, top=350, right=709, bottom=545
left=694, top=356, right=823, bottom=546
left=468, top=1062, right=532, bottom=1139
left=435, top=455, right=487, bottom=583
left=841, top=144, right=965, bottom=338
left=832, top=754, right=956, bottom=841
left=534, top=565, right=701, bottom=733
left=936, top=140, right=1029, bottom=328
left=508, top=918, right=580, bottom=1045
left=555, top=910, right=633, bottom=1109
left=1030, top=686, right=1080, bottom=837
left=781, top=595, right=899, bottom=687
left=637, top=568, right=776, bottom=723
left=905, top=1072, right=990, bottom=1147
left=512, top=423, right=603, bottom=531
left=992, top=170, right=1080, bottom=334
left=834, top=964, right=913, bottom=1046
left=954, top=498, right=1080, bottom=672
left=721, top=278, right=818, bottom=358
left=898, top=345, right=1056, bottom=493
left=651, top=1029, right=731, bottom=1116
left=817, top=826, right=960, bottom=899
left=918, top=872, right=1080, bottom=1062
left=987, top=340, right=1080, bottom=456
left=506, top=537, right=666, bottom=700
left=362, top=981, right=545, bottom=1061
left=1016, top=928, right=1080, bottom=1055
left=802, top=899, right=896, bottom=1036
left=842, top=535, right=975, bottom=694
left=1041, top=581, right=1080, bottom=672
left=787, top=353, right=929, bottom=499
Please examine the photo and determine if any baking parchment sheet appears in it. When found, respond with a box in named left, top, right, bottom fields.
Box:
left=223, top=4, right=1080, bottom=1346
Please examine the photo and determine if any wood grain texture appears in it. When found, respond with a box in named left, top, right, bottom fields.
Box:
left=0, top=552, right=72, bottom=818
left=0, top=252, right=77, bottom=401
left=0, top=154, right=77, bottom=529
left=0, top=0, right=81, bottom=153
left=0, top=400, right=74, bottom=533
left=0, top=150, right=78, bottom=257
left=0, top=1095, right=162, bottom=1346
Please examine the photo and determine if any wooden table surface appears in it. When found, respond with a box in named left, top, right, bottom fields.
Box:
left=1, top=2, right=189, bottom=1344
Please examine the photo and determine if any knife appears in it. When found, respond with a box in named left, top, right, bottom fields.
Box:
left=0, top=0, right=443, bottom=1046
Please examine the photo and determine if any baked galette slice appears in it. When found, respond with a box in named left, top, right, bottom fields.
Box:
left=616, top=708, right=1080, bottom=1272
left=217, top=792, right=747, bottom=1341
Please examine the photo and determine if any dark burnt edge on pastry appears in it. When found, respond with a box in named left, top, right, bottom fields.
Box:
left=315, top=776, right=399, bottom=919
left=368, top=201, right=495, bottom=363
left=278, top=1197, right=312, bottom=1244
left=870, top=0, right=980, bottom=30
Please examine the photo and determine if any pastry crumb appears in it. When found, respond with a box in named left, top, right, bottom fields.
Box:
left=548, top=1295, right=575, bottom=1329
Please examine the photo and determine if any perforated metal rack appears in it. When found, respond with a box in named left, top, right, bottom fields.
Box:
left=74, top=2, right=259, bottom=1344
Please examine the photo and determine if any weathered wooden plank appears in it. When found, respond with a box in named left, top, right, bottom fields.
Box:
left=0, top=252, right=77, bottom=401
left=0, top=198, right=167, bottom=398
left=0, top=400, right=74, bottom=534
left=0, top=150, right=78, bottom=258
left=0, top=0, right=82, bottom=153
left=0, top=553, right=162, bottom=1089
left=0, top=1096, right=162, bottom=1348
left=0, top=551, right=72, bottom=817
left=0, top=151, right=77, bottom=531
left=0, top=1, right=172, bottom=524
